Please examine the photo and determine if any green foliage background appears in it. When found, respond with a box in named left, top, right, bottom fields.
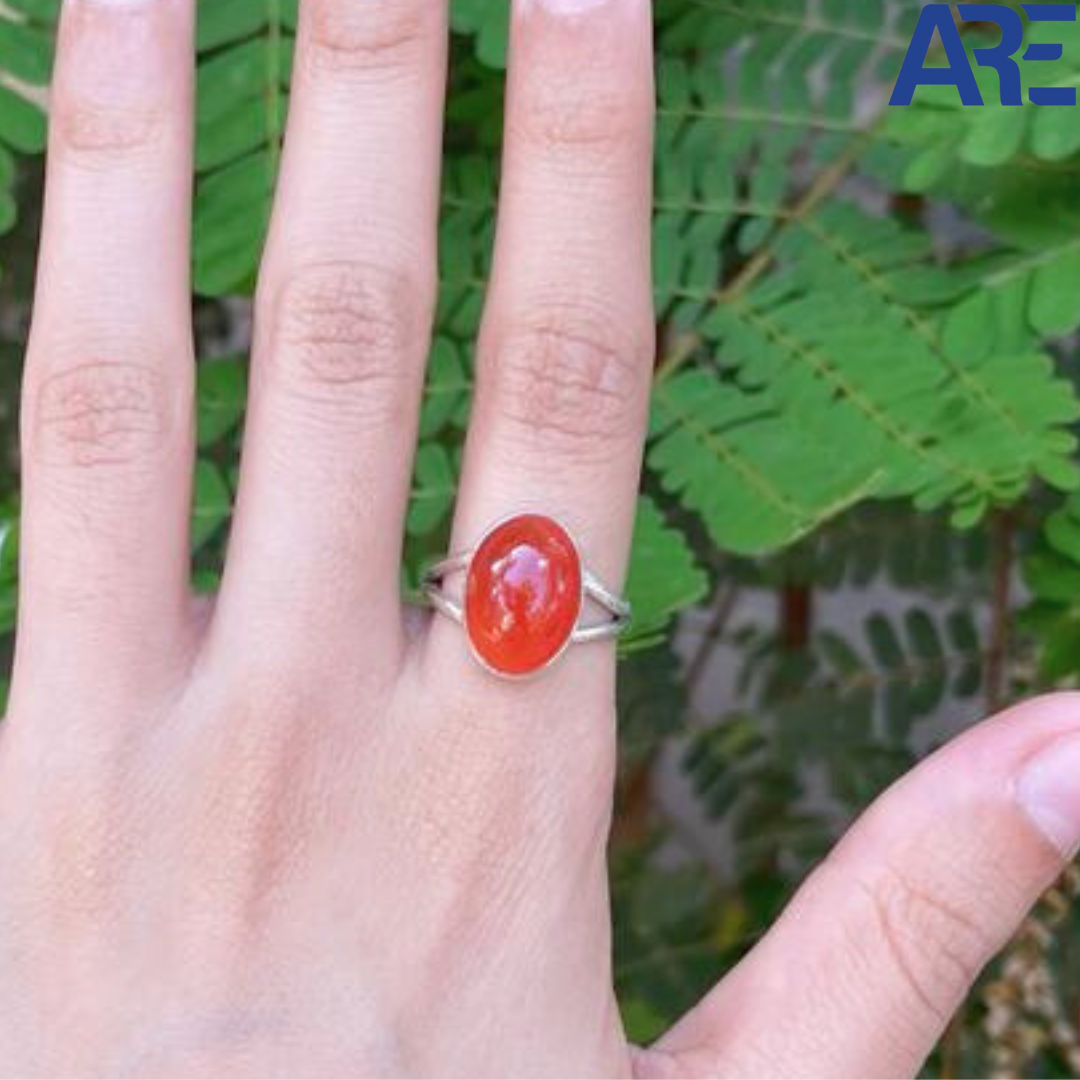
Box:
left=3, top=0, right=1080, bottom=1074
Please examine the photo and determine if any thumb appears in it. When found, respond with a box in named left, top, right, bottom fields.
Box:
left=638, top=693, right=1080, bottom=1079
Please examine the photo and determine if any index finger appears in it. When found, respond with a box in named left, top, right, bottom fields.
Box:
left=15, top=0, right=197, bottom=718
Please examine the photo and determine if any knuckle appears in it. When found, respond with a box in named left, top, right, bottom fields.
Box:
left=403, top=697, right=540, bottom=892
left=55, top=100, right=160, bottom=159
left=305, top=0, right=429, bottom=75
left=29, top=362, right=172, bottom=471
left=195, top=716, right=306, bottom=897
left=403, top=671, right=616, bottom=899
left=269, top=261, right=423, bottom=422
left=482, top=310, right=651, bottom=459
left=0, top=762, right=134, bottom=928
left=175, top=675, right=363, bottom=926
left=515, top=80, right=640, bottom=157
left=864, top=864, right=995, bottom=1023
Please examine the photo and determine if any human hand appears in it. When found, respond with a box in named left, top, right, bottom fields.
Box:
left=3, top=0, right=1079, bottom=1075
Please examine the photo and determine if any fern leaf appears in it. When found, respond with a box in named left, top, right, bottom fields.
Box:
left=0, top=0, right=52, bottom=300
left=192, top=0, right=296, bottom=296
left=649, top=370, right=879, bottom=554
left=623, top=497, right=709, bottom=651
left=450, top=0, right=509, bottom=69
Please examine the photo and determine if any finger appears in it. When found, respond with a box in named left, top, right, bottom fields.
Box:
left=428, top=0, right=655, bottom=684
left=15, top=0, right=196, bottom=712
left=216, top=0, right=448, bottom=666
left=642, top=694, right=1080, bottom=1080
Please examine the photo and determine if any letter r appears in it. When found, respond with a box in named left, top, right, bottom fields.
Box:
left=958, top=4, right=1025, bottom=105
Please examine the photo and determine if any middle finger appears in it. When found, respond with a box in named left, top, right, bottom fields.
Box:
left=217, top=0, right=449, bottom=669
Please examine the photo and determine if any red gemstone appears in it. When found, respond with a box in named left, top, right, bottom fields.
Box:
left=464, top=514, right=583, bottom=677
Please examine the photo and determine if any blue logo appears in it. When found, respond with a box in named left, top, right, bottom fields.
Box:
left=890, top=4, right=1076, bottom=106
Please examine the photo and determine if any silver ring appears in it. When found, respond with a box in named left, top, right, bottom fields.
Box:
left=421, top=513, right=631, bottom=679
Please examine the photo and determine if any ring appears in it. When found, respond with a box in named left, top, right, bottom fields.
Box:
left=421, top=513, right=631, bottom=679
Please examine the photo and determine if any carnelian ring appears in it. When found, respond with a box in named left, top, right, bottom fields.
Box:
left=421, top=513, right=631, bottom=679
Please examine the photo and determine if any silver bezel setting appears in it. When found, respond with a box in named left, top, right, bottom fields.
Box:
left=421, top=512, right=632, bottom=680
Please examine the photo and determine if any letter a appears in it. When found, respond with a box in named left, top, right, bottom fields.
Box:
left=890, top=4, right=983, bottom=106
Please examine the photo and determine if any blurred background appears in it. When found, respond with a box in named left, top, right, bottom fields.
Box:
left=3, top=0, right=1080, bottom=1075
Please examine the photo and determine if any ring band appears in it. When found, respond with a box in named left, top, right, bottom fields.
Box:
left=422, top=513, right=631, bottom=678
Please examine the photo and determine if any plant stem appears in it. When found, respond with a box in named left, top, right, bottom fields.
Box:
left=685, top=583, right=739, bottom=697
left=985, top=509, right=1015, bottom=715
left=939, top=1013, right=963, bottom=1079
left=780, top=584, right=812, bottom=652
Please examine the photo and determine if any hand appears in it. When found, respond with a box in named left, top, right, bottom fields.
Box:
left=3, top=0, right=1078, bottom=1075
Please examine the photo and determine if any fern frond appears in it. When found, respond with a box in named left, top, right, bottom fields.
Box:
left=0, top=0, right=53, bottom=89
left=192, top=458, right=233, bottom=552
left=764, top=503, right=990, bottom=595
left=192, top=0, right=297, bottom=296
left=649, top=370, right=880, bottom=554
left=885, top=15, right=1080, bottom=176
left=438, top=24, right=1080, bottom=557
left=0, top=0, right=52, bottom=276
left=623, top=497, right=710, bottom=650
left=1024, top=491, right=1080, bottom=681
left=450, top=0, right=509, bottom=69
left=762, top=203, right=1080, bottom=511
left=682, top=602, right=984, bottom=852
left=656, top=0, right=917, bottom=70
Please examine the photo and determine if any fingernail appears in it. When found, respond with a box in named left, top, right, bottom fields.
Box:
left=69, top=0, right=160, bottom=10
left=1016, top=733, right=1080, bottom=858
left=521, top=0, right=621, bottom=14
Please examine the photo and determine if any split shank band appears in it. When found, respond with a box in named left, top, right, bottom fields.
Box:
left=422, top=553, right=632, bottom=645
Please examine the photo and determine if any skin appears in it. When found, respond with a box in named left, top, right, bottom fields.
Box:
left=1, top=0, right=1079, bottom=1075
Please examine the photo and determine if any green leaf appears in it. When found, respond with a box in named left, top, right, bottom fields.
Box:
left=1031, top=104, right=1080, bottom=163
left=192, top=0, right=294, bottom=296
left=451, top=0, right=509, bottom=68
left=420, top=337, right=470, bottom=440
left=620, top=999, right=669, bottom=1046
left=191, top=459, right=232, bottom=551
left=650, top=370, right=879, bottom=556
left=0, top=83, right=46, bottom=154
left=961, top=106, right=1029, bottom=168
left=622, top=497, right=708, bottom=651
left=1045, top=504, right=1080, bottom=563
left=942, top=291, right=995, bottom=365
left=197, top=357, right=248, bottom=448
left=0, top=19, right=52, bottom=84
left=408, top=443, right=456, bottom=538
left=1026, top=551, right=1080, bottom=603
left=1029, top=247, right=1080, bottom=339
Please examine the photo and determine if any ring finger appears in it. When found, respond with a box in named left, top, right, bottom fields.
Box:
left=428, top=0, right=655, bottom=692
